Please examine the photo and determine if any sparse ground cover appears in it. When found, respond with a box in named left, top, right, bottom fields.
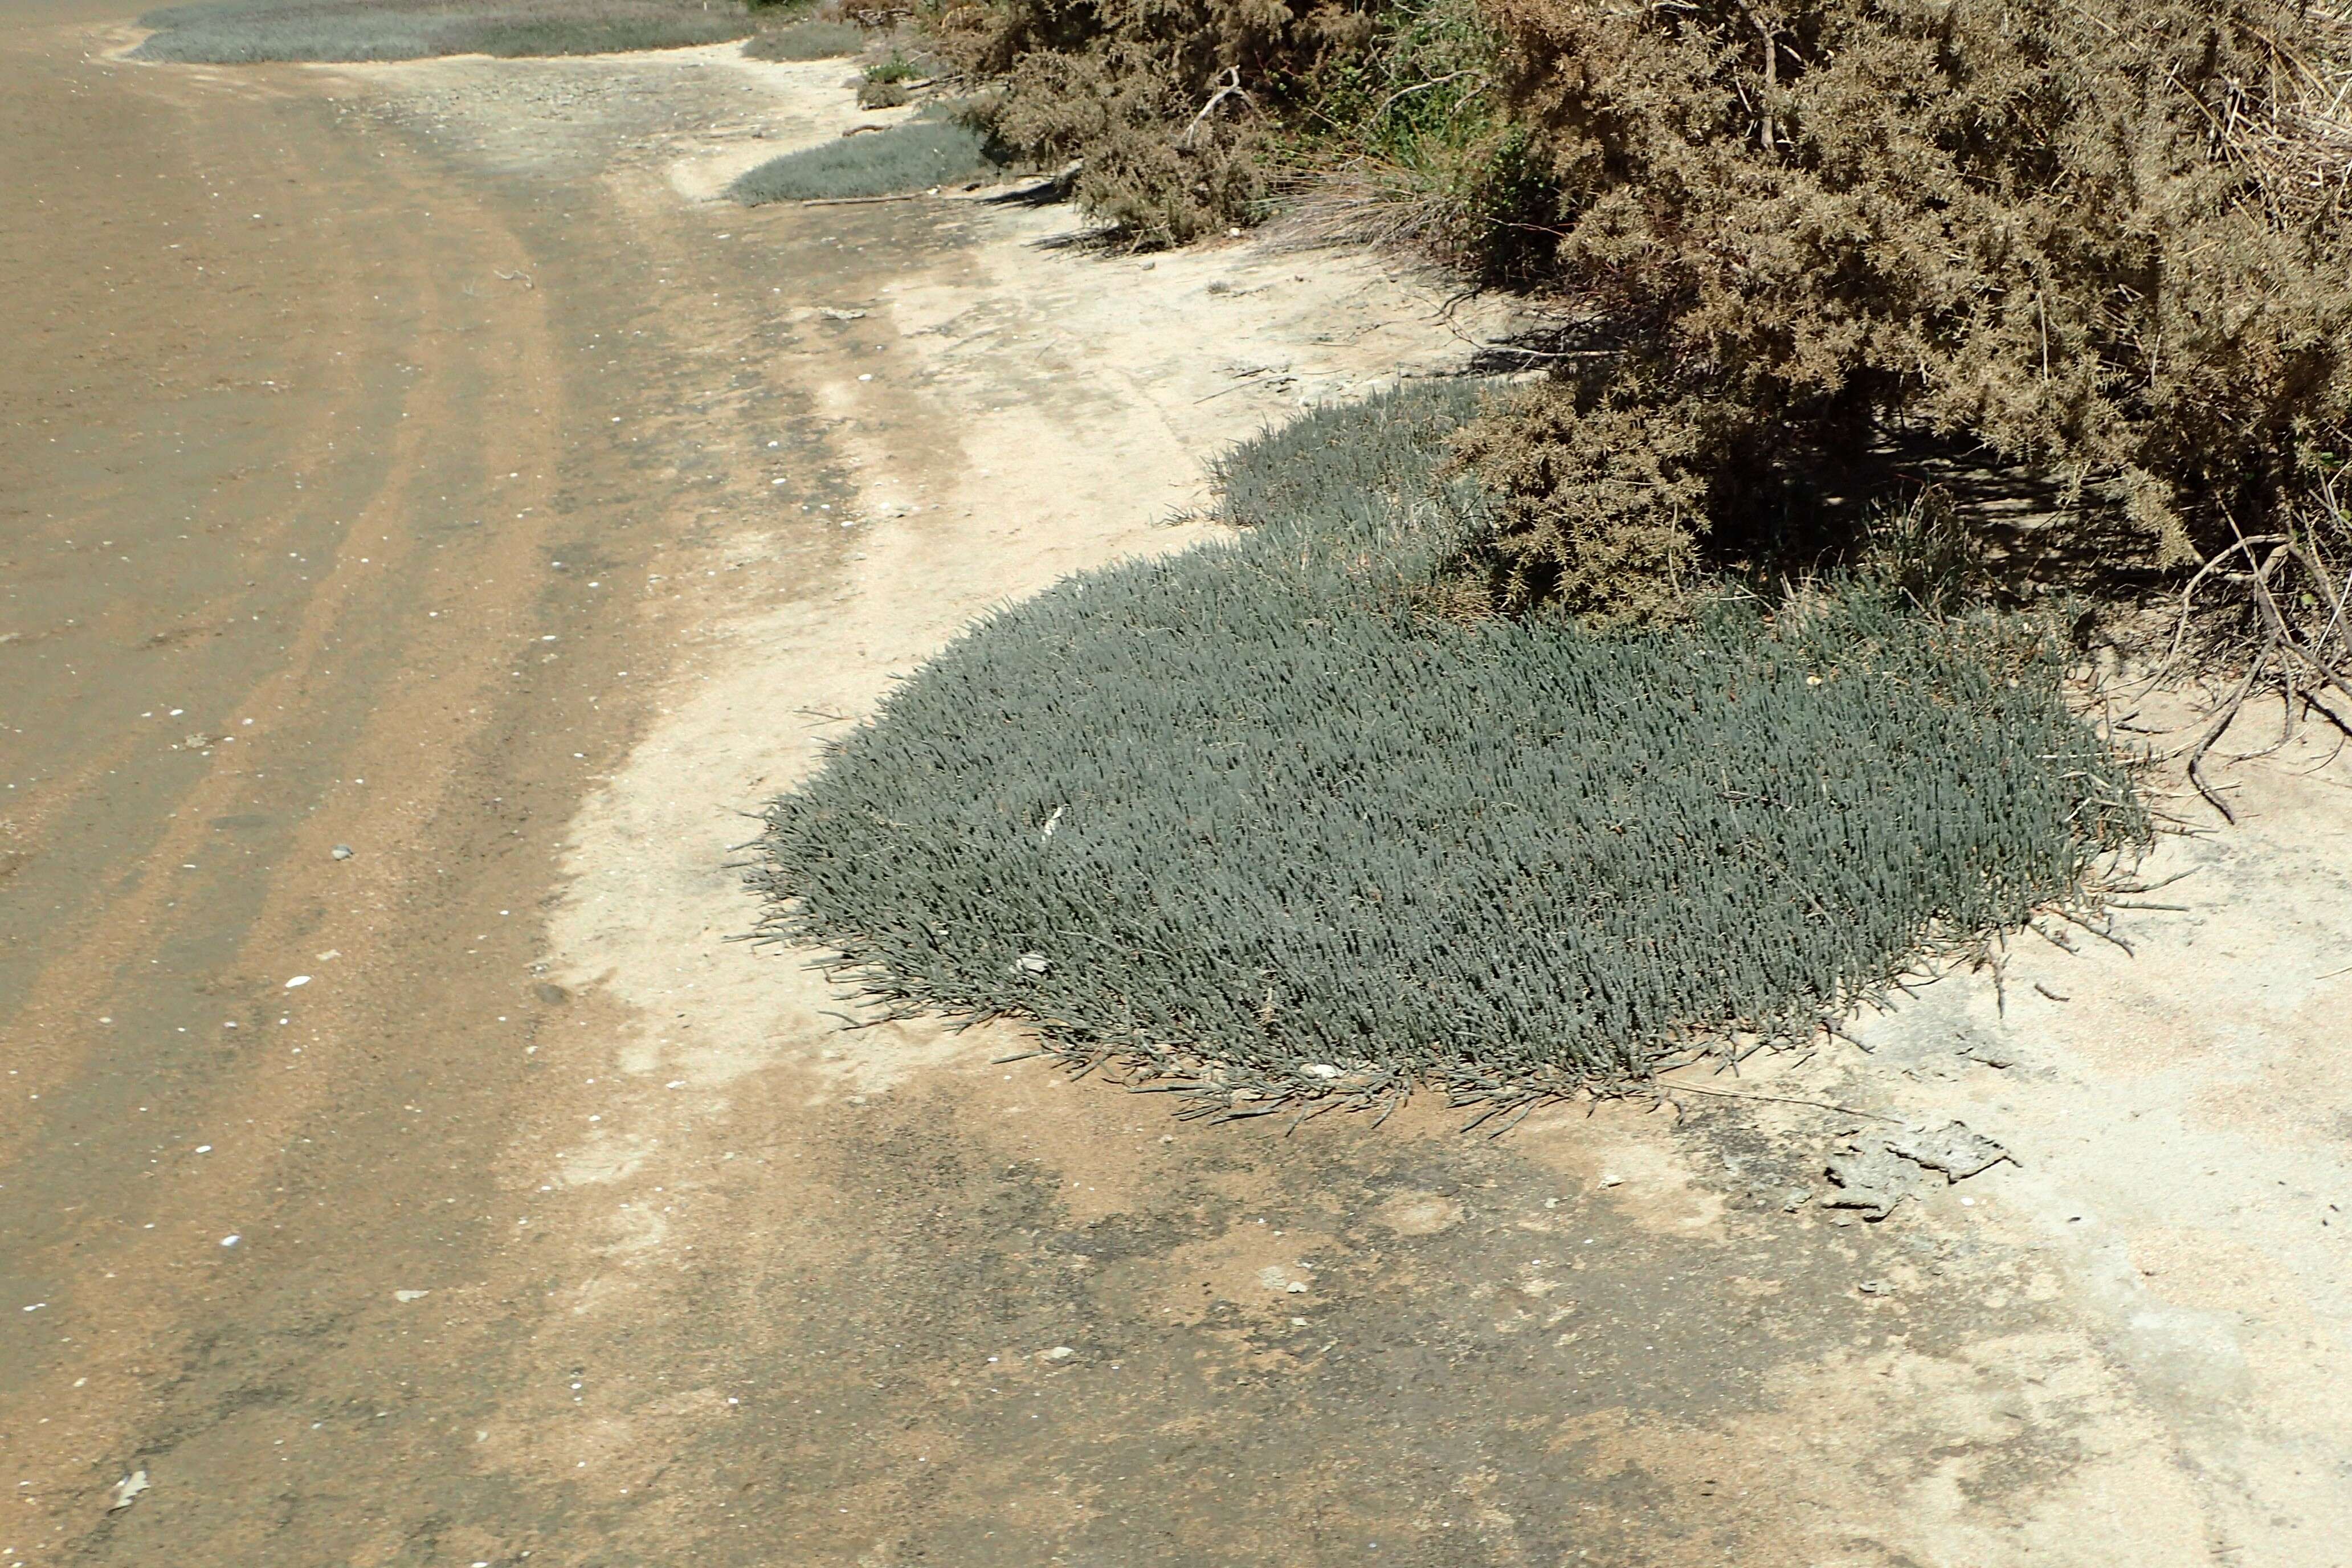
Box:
left=130, top=0, right=759, bottom=61
left=752, top=388, right=2145, bottom=1111
left=728, top=105, right=1009, bottom=201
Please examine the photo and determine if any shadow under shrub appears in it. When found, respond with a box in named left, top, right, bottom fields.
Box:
left=752, top=387, right=2143, bottom=1112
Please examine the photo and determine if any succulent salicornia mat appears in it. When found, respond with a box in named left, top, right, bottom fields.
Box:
left=750, top=387, right=2145, bottom=1113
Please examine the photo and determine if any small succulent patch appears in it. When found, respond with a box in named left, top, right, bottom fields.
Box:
left=729, top=108, right=1010, bottom=203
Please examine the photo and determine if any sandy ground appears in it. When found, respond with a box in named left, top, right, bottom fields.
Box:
left=3, top=11, right=2349, bottom=1566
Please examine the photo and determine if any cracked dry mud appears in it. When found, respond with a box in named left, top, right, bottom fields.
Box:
left=3, top=8, right=2349, bottom=1565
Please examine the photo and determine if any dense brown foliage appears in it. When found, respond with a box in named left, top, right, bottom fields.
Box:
left=1453, top=0, right=2352, bottom=612
left=932, top=0, right=1378, bottom=242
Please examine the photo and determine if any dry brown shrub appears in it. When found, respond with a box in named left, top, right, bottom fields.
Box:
left=1448, top=375, right=1713, bottom=622
left=1449, top=0, right=2352, bottom=618
left=929, top=0, right=1379, bottom=240
left=983, top=44, right=1269, bottom=242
